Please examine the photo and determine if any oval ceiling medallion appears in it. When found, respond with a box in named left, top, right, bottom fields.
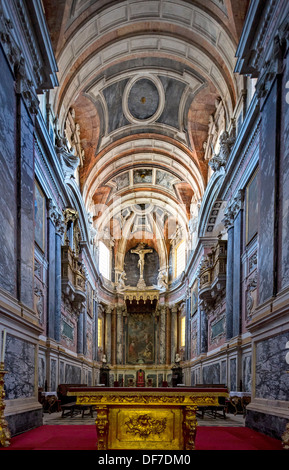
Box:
left=123, top=75, right=165, bottom=124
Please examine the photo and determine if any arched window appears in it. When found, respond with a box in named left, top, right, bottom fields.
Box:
left=99, top=241, right=111, bottom=280
left=175, top=241, right=186, bottom=278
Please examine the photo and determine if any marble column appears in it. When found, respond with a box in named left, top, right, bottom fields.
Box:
left=93, top=299, right=99, bottom=362
left=77, top=312, right=84, bottom=355
left=116, top=306, right=124, bottom=365
left=159, top=305, right=166, bottom=364
left=170, top=306, right=178, bottom=363
left=105, top=306, right=112, bottom=364
left=83, top=306, right=87, bottom=357
left=166, top=306, right=171, bottom=365
left=200, top=307, right=208, bottom=354
left=232, top=191, right=244, bottom=337
left=47, top=202, right=57, bottom=339
left=224, top=209, right=234, bottom=340
left=186, top=295, right=191, bottom=360
left=54, top=218, right=65, bottom=342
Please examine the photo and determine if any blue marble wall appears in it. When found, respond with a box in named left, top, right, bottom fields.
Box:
left=19, top=100, right=35, bottom=310
left=258, top=80, right=277, bottom=304
left=158, top=76, right=186, bottom=129
left=64, top=364, right=82, bottom=383
left=102, top=79, right=129, bottom=132
left=202, top=363, right=220, bottom=384
left=255, top=333, right=289, bottom=401
left=51, top=359, right=57, bottom=391
left=4, top=334, right=35, bottom=400
left=0, top=47, right=17, bottom=296
left=280, top=54, right=289, bottom=289
left=38, top=356, right=46, bottom=389
left=59, top=361, right=65, bottom=383
left=230, top=358, right=237, bottom=391
left=221, top=360, right=227, bottom=384
left=242, top=355, right=252, bottom=393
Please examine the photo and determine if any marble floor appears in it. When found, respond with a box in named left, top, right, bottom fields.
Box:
left=43, top=410, right=246, bottom=427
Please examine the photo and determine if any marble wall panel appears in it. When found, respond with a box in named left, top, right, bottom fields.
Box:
left=64, top=364, right=82, bottom=384
left=50, top=359, right=57, bottom=391
left=221, top=360, right=227, bottom=385
left=158, top=76, right=186, bottom=129
left=102, top=80, right=129, bottom=133
left=38, top=356, right=46, bottom=389
left=4, top=334, right=35, bottom=400
left=202, top=363, right=220, bottom=384
left=280, top=53, right=289, bottom=289
left=230, top=358, right=237, bottom=391
left=87, top=370, right=92, bottom=386
left=19, top=100, right=35, bottom=310
left=133, top=169, right=153, bottom=184
left=0, top=47, right=17, bottom=296
left=258, top=80, right=277, bottom=304
left=242, top=355, right=252, bottom=393
left=113, top=172, right=129, bottom=190
left=59, top=361, right=65, bottom=384
left=255, top=332, right=289, bottom=401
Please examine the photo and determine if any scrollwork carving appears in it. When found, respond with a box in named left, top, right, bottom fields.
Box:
left=125, top=415, right=167, bottom=439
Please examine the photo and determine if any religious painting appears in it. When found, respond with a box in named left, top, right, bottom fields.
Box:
left=34, top=181, right=46, bottom=252
left=246, top=169, right=259, bottom=244
left=191, top=280, right=198, bottom=315
left=127, top=313, right=155, bottom=364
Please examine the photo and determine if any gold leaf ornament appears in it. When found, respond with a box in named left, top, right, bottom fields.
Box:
left=125, top=414, right=167, bottom=439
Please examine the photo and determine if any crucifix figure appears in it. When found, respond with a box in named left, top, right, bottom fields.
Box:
left=131, top=243, right=153, bottom=289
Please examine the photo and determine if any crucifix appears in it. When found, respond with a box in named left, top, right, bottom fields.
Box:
left=131, top=243, right=153, bottom=289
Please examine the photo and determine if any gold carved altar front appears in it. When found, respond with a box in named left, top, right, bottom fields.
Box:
left=68, top=387, right=228, bottom=450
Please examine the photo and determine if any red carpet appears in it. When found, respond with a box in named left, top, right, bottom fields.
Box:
left=0, top=425, right=284, bottom=451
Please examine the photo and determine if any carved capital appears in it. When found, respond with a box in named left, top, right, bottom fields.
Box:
left=47, top=199, right=59, bottom=225
left=223, top=190, right=244, bottom=230
left=231, top=190, right=244, bottom=217
left=55, top=214, right=66, bottom=237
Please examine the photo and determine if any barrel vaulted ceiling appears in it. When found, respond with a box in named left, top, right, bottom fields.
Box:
left=42, top=0, right=249, bottom=262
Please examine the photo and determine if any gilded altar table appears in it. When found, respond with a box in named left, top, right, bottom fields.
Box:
left=68, top=386, right=228, bottom=450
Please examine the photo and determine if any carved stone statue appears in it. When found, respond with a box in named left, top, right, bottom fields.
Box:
left=131, top=243, right=153, bottom=289
left=116, top=271, right=127, bottom=292
left=175, top=353, right=181, bottom=364
left=54, top=118, right=80, bottom=177
left=209, top=129, right=236, bottom=172
left=157, top=269, right=168, bottom=291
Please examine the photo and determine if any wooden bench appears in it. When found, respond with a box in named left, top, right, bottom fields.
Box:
left=61, top=403, right=81, bottom=418
left=61, top=403, right=95, bottom=418
left=195, top=384, right=227, bottom=420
